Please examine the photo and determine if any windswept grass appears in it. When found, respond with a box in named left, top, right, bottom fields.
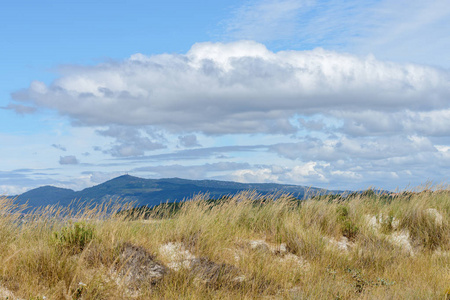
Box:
left=0, top=187, right=449, bottom=299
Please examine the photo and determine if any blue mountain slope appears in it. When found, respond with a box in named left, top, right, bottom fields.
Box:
left=14, top=175, right=343, bottom=209
left=16, top=185, right=76, bottom=208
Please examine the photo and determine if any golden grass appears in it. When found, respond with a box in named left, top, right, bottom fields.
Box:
left=0, top=187, right=449, bottom=299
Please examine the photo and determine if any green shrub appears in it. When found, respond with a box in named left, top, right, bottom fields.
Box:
left=336, top=205, right=359, bottom=240
left=53, top=221, right=94, bottom=253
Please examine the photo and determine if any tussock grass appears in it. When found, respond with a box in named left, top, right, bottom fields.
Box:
left=0, top=187, right=449, bottom=299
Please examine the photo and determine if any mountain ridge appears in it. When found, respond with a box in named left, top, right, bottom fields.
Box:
left=13, top=175, right=344, bottom=210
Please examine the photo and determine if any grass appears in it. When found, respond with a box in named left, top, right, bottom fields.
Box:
left=0, top=187, right=449, bottom=299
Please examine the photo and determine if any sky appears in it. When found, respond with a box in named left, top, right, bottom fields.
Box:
left=1, top=0, right=450, bottom=194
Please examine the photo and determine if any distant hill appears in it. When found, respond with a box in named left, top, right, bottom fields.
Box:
left=16, top=185, right=76, bottom=208
left=13, top=175, right=344, bottom=210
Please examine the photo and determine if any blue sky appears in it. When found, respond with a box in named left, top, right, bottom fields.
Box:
left=1, top=0, right=450, bottom=194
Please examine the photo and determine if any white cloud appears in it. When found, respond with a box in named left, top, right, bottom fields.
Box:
left=11, top=41, right=450, bottom=136
left=96, top=125, right=166, bottom=157
left=59, top=155, right=79, bottom=165
left=335, top=109, right=450, bottom=137
left=271, top=135, right=437, bottom=162
left=289, top=162, right=327, bottom=182
left=5, top=4, right=450, bottom=192
left=230, top=162, right=360, bottom=186
left=178, top=134, right=201, bottom=148
left=8, top=40, right=449, bottom=189
left=0, top=185, right=30, bottom=195
left=232, top=168, right=279, bottom=183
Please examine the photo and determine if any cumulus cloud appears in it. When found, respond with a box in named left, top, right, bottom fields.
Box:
left=96, top=125, right=166, bottom=157
left=230, top=162, right=359, bottom=185
left=7, top=38, right=450, bottom=190
left=0, top=185, right=29, bottom=195
left=227, top=160, right=443, bottom=189
left=59, top=155, right=79, bottom=165
left=11, top=41, right=450, bottom=136
left=328, top=109, right=450, bottom=137
left=231, top=168, right=280, bottom=183
left=270, top=135, right=437, bottom=162
left=178, top=134, right=201, bottom=148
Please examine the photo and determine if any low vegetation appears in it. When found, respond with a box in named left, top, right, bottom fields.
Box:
left=0, top=187, right=449, bottom=299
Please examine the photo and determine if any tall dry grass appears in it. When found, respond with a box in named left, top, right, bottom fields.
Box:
left=0, top=187, right=449, bottom=299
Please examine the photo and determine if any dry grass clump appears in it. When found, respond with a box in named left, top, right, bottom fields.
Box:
left=0, top=187, right=449, bottom=299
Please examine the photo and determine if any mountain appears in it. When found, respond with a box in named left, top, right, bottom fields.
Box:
left=13, top=175, right=343, bottom=210
left=16, top=185, right=76, bottom=208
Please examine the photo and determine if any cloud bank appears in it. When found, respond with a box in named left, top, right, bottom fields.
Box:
left=6, top=40, right=450, bottom=191
left=11, top=41, right=450, bottom=137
